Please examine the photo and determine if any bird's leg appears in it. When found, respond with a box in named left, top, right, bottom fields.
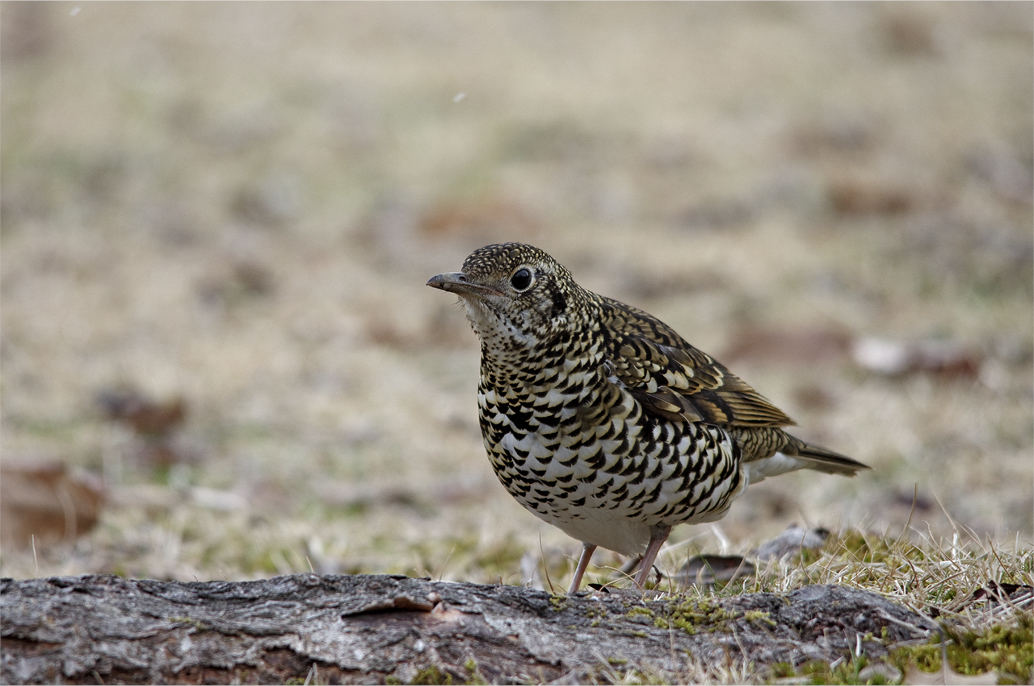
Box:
left=633, top=525, right=672, bottom=589
left=568, top=542, right=597, bottom=594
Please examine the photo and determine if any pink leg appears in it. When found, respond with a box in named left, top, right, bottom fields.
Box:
left=634, top=525, right=672, bottom=589
left=568, top=542, right=597, bottom=594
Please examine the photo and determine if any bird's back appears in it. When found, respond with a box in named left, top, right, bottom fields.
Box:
left=596, top=295, right=866, bottom=475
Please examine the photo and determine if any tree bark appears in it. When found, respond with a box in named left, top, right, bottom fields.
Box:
left=1, top=574, right=935, bottom=684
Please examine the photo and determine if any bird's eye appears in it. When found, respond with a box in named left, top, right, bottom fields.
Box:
left=510, top=268, right=533, bottom=291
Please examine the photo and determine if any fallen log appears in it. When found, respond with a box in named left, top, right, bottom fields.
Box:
left=1, top=574, right=935, bottom=684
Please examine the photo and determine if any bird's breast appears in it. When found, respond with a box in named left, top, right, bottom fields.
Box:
left=478, top=359, right=625, bottom=471
left=475, top=350, right=747, bottom=554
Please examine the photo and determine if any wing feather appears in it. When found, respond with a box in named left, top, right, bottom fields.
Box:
left=599, top=296, right=795, bottom=428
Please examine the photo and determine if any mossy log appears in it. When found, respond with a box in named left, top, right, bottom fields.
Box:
left=1, top=574, right=935, bottom=684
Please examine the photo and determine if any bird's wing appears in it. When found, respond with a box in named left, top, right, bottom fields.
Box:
left=599, top=297, right=796, bottom=428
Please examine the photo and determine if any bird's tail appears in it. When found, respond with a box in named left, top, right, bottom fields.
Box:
left=738, top=428, right=869, bottom=485
left=782, top=434, right=869, bottom=477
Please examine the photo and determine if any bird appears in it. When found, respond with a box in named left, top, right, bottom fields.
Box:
left=427, top=243, right=868, bottom=593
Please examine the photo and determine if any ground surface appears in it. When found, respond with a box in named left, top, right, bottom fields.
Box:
left=0, top=575, right=939, bottom=685
left=1, top=3, right=1031, bottom=590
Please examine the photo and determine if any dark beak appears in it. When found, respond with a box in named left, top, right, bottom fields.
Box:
left=426, top=272, right=503, bottom=298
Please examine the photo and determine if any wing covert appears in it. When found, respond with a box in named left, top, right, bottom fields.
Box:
left=599, top=297, right=795, bottom=428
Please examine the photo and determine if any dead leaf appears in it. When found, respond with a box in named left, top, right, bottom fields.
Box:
left=128, top=438, right=202, bottom=468
left=0, top=460, right=105, bottom=548
left=851, top=337, right=981, bottom=379
left=879, top=11, right=939, bottom=57
left=672, top=196, right=754, bottom=232
left=229, top=175, right=301, bottom=228
left=968, top=582, right=1034, bottom=605
left=418, top=198, right=538, bottom=240
left=196, top=259, right=275, bottom=306
left=617, top=268, right=728, bottom=301
left=96, top=389, right=187, bottom=438
left=828, top=178, right=917, bottom=216
left=723, top=327, right=850, bottom=366
left=0, top=2, right=52, bottom=62
left=791, top=114, right=876, bottom=157
left=96, top=389, right=201, bottom=467
left=791, top=384, right=838, bottom=411
left=676, top=555, right=755, bottom=586
left=751, top=525, right=830, bottom=561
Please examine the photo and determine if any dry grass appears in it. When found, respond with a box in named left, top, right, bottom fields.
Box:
left=1, top=4, right=1031, bottom=681
left=615, top=520, right=1033, bottom=684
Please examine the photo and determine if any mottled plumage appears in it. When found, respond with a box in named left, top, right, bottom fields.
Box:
left=427, top=243, right=867, bottom=592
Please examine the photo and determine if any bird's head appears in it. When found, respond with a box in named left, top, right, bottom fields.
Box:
left=427, top=243, right=581, bottom=350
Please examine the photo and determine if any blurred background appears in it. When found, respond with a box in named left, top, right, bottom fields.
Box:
left=1, top=3, right=1031, bottom=583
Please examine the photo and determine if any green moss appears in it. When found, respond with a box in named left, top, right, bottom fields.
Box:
left=771, top=619, right=1033, bottom=685
left=168, top=615, right=207, bottom=631
left=627, top=605, right=655, bottom=618
left=836, top=531, right=900, bottom=564
left=6, top=416, right=91, bottom=440
left=742, top=610, right=776, bottom=627
left=799, top=657, right=873, bottom=684
left=585, top=603, right=608, bottom=628
left=649, top=598, right=740, bottom=635
left=765, top=657, right=883, bottom=685
left=385, top=666, right=459, bottom=685
left=463, top=658, right=487, bottom=685
left=889, top=619, right=1033, bottom=684
left=799, top=547, right=825, bottom=565
left=399, top=663, right=487, bottom=686
left=410, top=665, right=453, bottom=685
left=470, top=536, right=527, bottom=578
